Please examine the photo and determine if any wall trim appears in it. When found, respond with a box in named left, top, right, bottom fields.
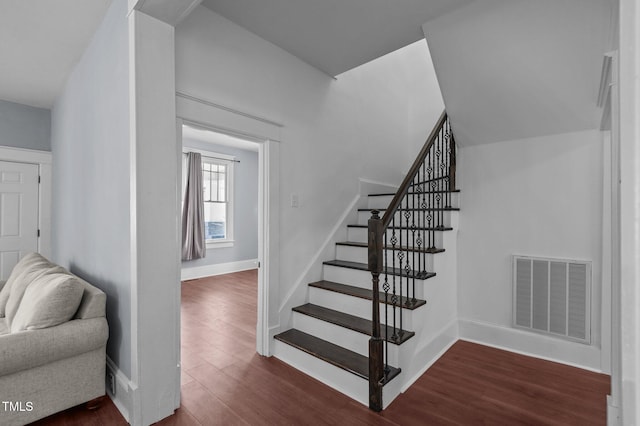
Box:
left=181, top=258, right=258, bottom=280
left=458, top=318, right=603, bottom=373
left=177, top=92, right=284, bottom=128
left=106, top=356, right=135, bottom=423
left=608, top=395, right=621, bottom=425
left=0, top=145, right=52, bottom=164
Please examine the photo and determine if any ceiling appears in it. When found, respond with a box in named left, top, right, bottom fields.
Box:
left=0, top=0, right=113, bottom=108
left=201, top=0, right=474, bottom=76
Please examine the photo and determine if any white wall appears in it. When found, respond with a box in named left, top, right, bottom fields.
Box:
left=457, top=129, right=606, bottom=370
left=181, top=139, right=259, bottom=268
left=0, top=99, right=50, bottom=151
left=175, top=6, right=444, bottom=330
left=51, top=0, right=132, bottom=377
left=404, top=41, right=446, bottom=162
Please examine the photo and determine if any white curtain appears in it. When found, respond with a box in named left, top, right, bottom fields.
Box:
left=181, top=152, right=206, bottom=260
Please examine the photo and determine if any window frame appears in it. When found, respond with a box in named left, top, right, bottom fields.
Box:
left=182, top=148, right=235, bottom=249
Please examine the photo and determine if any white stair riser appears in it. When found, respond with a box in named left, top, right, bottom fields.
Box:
left=322, top=265, right=427, bottom=300
left=336, top=245, right=437, bottom=272
left=273, top=340, right=369, bottom=406
left=274, top=339, right=404, bottom=409
left=347, top=226, right=445, bottom=248
left=308, top=287, right=418, bottom=330
left=367, top=193, right=459, bottom=210
left=291, top=312, right=402, bottom=365
left=357, top=209, right=454, bottom=227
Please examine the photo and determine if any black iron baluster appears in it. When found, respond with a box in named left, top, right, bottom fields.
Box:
left=383, top=232, right=390, bottom=376
left=419, top=160, right=427, bottom=281
left=436, top=129, right=443, bottom=230
left=390, top=217, right=398, bottom=342
left=443, top=119, right=450, bottom=208
left=398, top=199, right=404, bottom=340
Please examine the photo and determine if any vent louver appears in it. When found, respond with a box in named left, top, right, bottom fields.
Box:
left=513, top=256, right=591, bottom=344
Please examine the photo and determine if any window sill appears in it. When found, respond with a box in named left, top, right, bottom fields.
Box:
left=206, top=240, right=234, bottom=249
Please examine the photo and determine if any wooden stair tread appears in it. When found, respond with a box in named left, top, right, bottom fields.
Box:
left=293, top=303, right=415, bottom=345
left=336, top=241, right=445, bottom=254
left=324, top=259, right=436, bottom=280
left=309, top=280, right=427, bottom=310
left=274, top=329, right=401, bottom=384
left=348, top=224, right=453, bottom=232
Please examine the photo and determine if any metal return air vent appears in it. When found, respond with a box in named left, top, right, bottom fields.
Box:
left=513, top=255, right=591, bottom=344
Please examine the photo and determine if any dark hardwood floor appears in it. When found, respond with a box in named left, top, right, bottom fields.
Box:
left=34, top=269, right=610, bottom=425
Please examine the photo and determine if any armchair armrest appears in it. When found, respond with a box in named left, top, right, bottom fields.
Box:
left=0, top=317, right=108, bottom=376
left=0, top=281, right=5, bottom=292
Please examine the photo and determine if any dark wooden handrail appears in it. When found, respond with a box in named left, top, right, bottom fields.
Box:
left=381, top=111, right=448, bottom=229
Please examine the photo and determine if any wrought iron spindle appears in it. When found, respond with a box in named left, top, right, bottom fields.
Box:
left=383, top=232, right=390, bottom=376
left=398, top=198, right=404, bottom=339
left=390, top=218, right=398, bottom=342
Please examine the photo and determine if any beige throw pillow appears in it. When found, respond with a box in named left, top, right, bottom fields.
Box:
left=0, top=253, right=54, bottom=318
left=10, top=272, right=84, bottom=333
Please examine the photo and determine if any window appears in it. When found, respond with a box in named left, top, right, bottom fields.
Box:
left=182, top=150, right=234, bottom=247
left=202, top=159, right=232, bottom=241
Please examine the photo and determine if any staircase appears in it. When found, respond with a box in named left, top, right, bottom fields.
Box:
left=274, top=112, right=459, bottom=410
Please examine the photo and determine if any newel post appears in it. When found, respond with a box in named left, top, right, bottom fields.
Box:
left=368, top=210, right=384, bottom=411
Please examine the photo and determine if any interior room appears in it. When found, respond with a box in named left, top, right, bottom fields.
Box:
left=0, top=0, right=638, bottom=425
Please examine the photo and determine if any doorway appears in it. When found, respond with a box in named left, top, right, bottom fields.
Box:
left=180, top=124, right=260, bottom=279
left=175, top=92, right=282, bottom=389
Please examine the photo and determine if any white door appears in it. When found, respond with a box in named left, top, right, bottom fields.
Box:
left=0, top=161, right=39, bottom=280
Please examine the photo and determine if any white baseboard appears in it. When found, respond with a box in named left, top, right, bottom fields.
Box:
left=458, top=318, right=603, bottom=373
left=607, top=395, right=621, bottom=425
left=106, top=356, right=135, bottom=423
left=181, top=259, right=258, bottom=281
